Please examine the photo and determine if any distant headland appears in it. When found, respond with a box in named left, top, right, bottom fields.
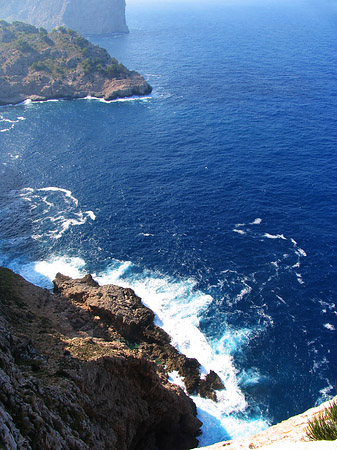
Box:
left=0, top=0, right=129, bottom=35
left=0, top=21, right=152, bottom=106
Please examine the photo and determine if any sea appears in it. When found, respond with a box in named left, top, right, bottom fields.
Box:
left=0, top=0, right=336, bottom=446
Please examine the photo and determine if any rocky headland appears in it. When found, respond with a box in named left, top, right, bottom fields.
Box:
left=0, top=267, right=227, bottom=450
left=0, top=0, right=129, bottom=35
left=0, top=21, right=151, bottom=106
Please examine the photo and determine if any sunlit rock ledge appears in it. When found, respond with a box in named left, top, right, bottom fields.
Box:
left=195, top=397, right=337, bottom=450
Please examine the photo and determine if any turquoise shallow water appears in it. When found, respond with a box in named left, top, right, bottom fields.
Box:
left=0, top=0, right=337, bottom=446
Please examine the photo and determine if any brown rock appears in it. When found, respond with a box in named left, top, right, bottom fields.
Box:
left=0, top=267, right=201, bottom=450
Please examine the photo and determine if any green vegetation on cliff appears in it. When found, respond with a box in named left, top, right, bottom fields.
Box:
left=0, top=20, right=130, bottom=80
left=307, top=397, right=337, bottom=440
left=0, top=21, right=152, bottom=104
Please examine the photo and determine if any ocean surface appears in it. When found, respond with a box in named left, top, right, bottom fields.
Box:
left=1, top=0, right=337, bottom=446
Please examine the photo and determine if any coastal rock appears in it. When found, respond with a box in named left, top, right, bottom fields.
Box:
left=0, top=0, right=129, bottom=35
left=0, top=22, right=151, bottom=105
left=54, top=273, right=225, bottom=400
left=0, top=267, right=201, bottom=450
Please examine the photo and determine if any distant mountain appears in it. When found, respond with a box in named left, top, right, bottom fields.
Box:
left=0, top=0, right=129, bottom=35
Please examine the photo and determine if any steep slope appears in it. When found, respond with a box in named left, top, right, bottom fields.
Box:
left=0, top=0, right=129, bottom=35
left=0, top=267, right=202, bottom=450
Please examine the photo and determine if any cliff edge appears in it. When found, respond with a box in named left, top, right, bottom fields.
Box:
left=0, top=267, right=226, bottom=450
left=195, top=397, right=337, bottom=450
left=0, top=21, right=151, bottom=105
left=0, top=0, right=129, bottom=35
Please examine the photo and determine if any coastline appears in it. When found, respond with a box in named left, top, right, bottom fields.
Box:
left=0, top=75, right=152, bottom=107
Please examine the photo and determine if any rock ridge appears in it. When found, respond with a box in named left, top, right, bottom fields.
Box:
left=0, top=267, right=225, bottom=449
left=0, top=21, right=151, bottom=105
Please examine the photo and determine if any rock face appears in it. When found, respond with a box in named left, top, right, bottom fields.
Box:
left=0, top=21, right=151, bottom=105
left=0, top=0, right=129, bottom=35
left=0, top=267, right=227, bottom=449
left=53, top=273, right=224, bottom=401
left=0, top=267, right=202, bottom=450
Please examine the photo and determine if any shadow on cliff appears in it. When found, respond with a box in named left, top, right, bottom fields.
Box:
left=0, top=266, right=202, bottom=450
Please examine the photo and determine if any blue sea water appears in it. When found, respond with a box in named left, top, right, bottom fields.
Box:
left=1, top=0, right=337, bottom=446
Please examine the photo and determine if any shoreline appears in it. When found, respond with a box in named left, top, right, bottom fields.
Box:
left=0, top=92, right=153, bottom=108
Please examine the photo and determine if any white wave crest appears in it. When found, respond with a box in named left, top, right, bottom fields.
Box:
left=19, top=187, right=95, bottom=240
left=250, top=218, right=262, bottom=225
left=264, top=233, right=287, bottom=240
left=233, top=229, right=246, bottom=235
left=0, top=113, right=26, bottom=133
left=82, top=95, right=152, bottom=104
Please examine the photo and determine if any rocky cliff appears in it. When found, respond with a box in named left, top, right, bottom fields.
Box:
left=0, top=0, right=129, bottom=35
left=0, top=21, right=151, bottom=105
left=0, top=267, right=226, bottom=450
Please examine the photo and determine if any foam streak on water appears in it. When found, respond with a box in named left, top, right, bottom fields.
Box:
left=19, top=187, right=95, bottom=240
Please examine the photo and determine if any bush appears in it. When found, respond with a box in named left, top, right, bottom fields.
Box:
left=16, top=38, right=32, bottom=53
left=31, top=60, right=50, bottom=72
left=306, top=398, right=337, bottom=440
left=40, top=34, right=54, bottom=46
left=74, top=36, right=88, bottom=49
left=57, top=26, right=67, bottom=34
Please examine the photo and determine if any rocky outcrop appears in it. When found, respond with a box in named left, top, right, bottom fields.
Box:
left=0, top=267, right=202, bottom=450
left=195, top=396, right=337, bottom=450
left=53, top=273, right=224, bottom=401
left=0, top=21, right=151, bottom=105
left=0, top=0, right=129, bottom=35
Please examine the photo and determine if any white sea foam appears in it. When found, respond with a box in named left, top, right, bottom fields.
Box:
left=81, top=95, right=152, bottom=104
left=0, top=113, right=24, bottom=132
left=168, top=371, right=186, bottom=390
left=13, top=256, right=87, bottom=289
left=264, top=233, right=287, bottom=240
left=296, top=273, right=304, bottom=285
left=233, top=228, right=246, bottom=235
left=250, top=218, right=262, bottom=225
left=323, top=323, right=335, bottom=331
left=19, top=187, right=95, bottom=240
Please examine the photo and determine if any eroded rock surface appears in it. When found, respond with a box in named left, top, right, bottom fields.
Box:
left=54, top=273, right=224, bottom=400
left=0, top=267, right=202, bottom=450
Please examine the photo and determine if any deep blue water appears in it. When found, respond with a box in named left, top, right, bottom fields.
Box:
left=1, top=0, right=337, bottom=446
